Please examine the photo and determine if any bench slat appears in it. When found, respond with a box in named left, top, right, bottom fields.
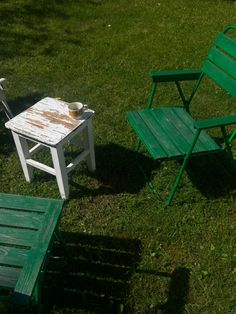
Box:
left=0, top=226, right=38, bottom=247
left=0, top=193, right=62, bottom=213
left=14, top=202, right=62, bottom=299
left=0, top=246, right=28, bottom=267
left=0, top=266, right=22, bottom=289
left=0, top=208, right=44, bottom=230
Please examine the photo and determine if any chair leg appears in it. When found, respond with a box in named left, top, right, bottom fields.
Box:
left=221, top=126, right=236, bottom=173
left=165, top=130, right=201, bottom=207
left=12, top=132, right=34, bottom=182
left=54, top=229, right=73, bottom=264
left=135, top=139, right=157, bottom=192
left=50, top=145, right=69, bottom=199
left=83, top=119, right=96, bottom=172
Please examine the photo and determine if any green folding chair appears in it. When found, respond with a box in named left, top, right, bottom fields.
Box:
left=0, top=193, right=72, bottom=313
left=127, top=25, right=236, bottom=207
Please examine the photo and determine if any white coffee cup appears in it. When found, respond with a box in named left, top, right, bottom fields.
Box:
left=68, top=102, right=88, bottom=117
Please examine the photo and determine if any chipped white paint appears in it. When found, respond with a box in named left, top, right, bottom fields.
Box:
left=5, top=97, right=94, bottom=146
left=5, top=97, right=96, bottom=199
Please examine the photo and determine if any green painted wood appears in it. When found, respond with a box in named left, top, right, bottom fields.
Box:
left=195, top=115, right=236, bottom=130
left=126, top=25, right=236, bottom=207
left=215, top=32, right=236, bottom=59
left=0, top=246, right=28, bottom=267
left=202, top=60, right=236, bottom=98
left=0, top=193, right=64, bottom=306
left=208, top=47, right=236, bottom=79
left=127, top=110, right=167, bottom=159
left=14, top=202, right=62, bottom=299
left=0, top=208, right=43, bottom=230
left=0, top=266, right=22, bottom=289
left=127, top=108, right=220, bottom=160
left=0, top=226, right=38, bottom=247
left=0, top=193, right=62, bottom=213
left=149, top=69, right=202, bottom=83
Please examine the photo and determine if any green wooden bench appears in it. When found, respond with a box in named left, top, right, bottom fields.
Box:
left=0, top=193, right=70, bottom=312
left=127, top=25, right=236, bottom=207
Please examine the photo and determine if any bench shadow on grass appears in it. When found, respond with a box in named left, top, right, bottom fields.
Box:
left=45, top=232, right=190, bottom=314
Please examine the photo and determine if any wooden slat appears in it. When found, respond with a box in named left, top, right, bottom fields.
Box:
left=127, top=108, right=220, bottom=160
left=157, top=108, right=199, bottom=153
left=14, top=202, right=62, bottom=298
left=202, top=60, right=236, bottom=98
left=0, top=226, right=38, bottom=247
left=215, top=32, right=236, bottom=59
left=140, top=110, right=181, bottom=157
left=0, top=265, right=22, bottom=289
left=127, top=111, right=167, bottom=159
left=0, top=193, right=63, bottom=213
left=208, top=47, right=236, bottom=79
left=0, top=246, right=28, bottom=267
left=0, top=208, right=43, bottom=230
left=172, top=108, right=220, bottom=152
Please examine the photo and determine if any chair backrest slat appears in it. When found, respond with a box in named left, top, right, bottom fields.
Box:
left=202, top=29, right=236, bottom=98
left=208, top=47, right=236, bottom=79
left=202, top=60, right=236, bottom=98
left=214, top=32, right=236, bottom=58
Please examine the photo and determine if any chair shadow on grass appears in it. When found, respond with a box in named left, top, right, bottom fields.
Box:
left=70, top=142, right=236, bottom=201
left=44, top=232, right=190, bottom=314
left=185, top=150, right=236, bottom=199
left=69, top=143, right=159, bottom=196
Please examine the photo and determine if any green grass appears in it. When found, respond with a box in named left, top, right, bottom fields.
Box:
left=0, top=0, right=236, bottom=313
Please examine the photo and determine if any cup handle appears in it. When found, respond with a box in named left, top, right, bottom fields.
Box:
left=83, top=104, right=88, bottom=110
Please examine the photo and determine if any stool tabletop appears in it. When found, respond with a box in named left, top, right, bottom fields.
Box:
left=5, top=97, right=94, bottom=146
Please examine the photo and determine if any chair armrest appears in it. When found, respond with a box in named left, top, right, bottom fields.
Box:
left=194, top=115, right=236, bottom=130
left=149, top=69, right=202, bottom=83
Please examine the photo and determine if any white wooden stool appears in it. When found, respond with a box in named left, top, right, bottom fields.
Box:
left=5, top=97, right=96, bottom=199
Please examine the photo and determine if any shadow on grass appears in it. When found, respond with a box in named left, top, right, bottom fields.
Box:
left=0, top=1, right=81, bottom=60
left=44, top=232, right=190, bottom=314
left=45, top=232, right=142, bottom=313
left=186, top=151, right=236, bottom=198
left=0, top=93, right=43, bottom=155
left=69, top=143, right=159, bottom=196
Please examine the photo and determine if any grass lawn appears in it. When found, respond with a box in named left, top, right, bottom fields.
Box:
left=0, top=0, right=236, bottom=313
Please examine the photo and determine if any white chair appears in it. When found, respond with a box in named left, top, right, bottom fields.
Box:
left=0, top=78, right=13, bottom=120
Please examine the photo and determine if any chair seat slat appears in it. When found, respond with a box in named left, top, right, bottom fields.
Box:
left=127, top=108, right=220, bottom=160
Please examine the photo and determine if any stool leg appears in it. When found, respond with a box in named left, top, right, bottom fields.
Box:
left=50, top=145, right=69, bottom=199
left=12, top=132, right=34, bottom=182
left=84, top=119, right=96, bottom=172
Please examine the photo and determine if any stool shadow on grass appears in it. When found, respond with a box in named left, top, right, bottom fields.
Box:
left=69, top=143, right=159, bottom=196
left=44, top=232, right=190, bottom=314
